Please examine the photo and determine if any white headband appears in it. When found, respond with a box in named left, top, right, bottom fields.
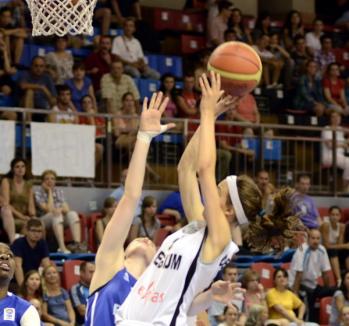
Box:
left=226, top=175, right=249, bottom=225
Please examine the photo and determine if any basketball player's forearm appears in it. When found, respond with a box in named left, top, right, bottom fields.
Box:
left=187, top=290, right=212, bottom=316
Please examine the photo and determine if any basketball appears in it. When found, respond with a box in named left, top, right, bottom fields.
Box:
left=207, top=41, right=262, bottom=97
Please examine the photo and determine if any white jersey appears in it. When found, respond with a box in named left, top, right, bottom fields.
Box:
left=116, top=221, right=239, bottom=325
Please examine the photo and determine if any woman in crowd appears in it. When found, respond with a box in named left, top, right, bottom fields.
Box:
left=159, top=73, right=179, bottom=118
left=41, top=264, right=75, bottom=325
left=323, top=62, right=349, bottom=115
left=1, top=158, right=36, bottom=243
left=341, top=305, right=349, bottom=326
left=19, top=270, right=43, bottom=302
left=321, top=111, right=349, bottom=192
left=253, top=12, right=272, bottom=42
left=229, top=8, right=253, bottom=44
left=65, top=62, right=97, bottom=112
left=217, top=304, right=241, bottom=326
left=95, top=197, right=117, bottom=245
left=45, top=36, right=73, bottom=85
left=35, top=170, right=82, bottom=253
left=282, top=10, right=305, bottom=50
left=330, top=271, right=349, bottom=326
left=266, top=268, right=317, bottom=325
left=242, top=269, right=267, bottom=314
left=293, top=59, right=326, bottom=116
left=320, top=206, right=349, bottom=286
left=129, top=196, right=161, bottom=242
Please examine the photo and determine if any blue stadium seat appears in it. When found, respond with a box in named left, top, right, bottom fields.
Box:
left=0, top=94, right=14, bottom=107
left=138, top=79, right=160, bottom=99
left=153, top=133, right=183, bottom=144
left=109, top=28, right=123, bottom=37
left=144, top=54, right=159, bottom=71
left=71, top=48, right=92, bottom=58
left=244, top=139, right=282, bottom=161
left=15, top=125, right=31, bottom=148
left=157, top=55, right=183, bottom=78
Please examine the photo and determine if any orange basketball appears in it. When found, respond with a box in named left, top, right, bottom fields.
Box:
left=207, top=41, right=262, bottom=97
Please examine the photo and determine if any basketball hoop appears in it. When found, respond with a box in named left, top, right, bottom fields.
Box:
left=25, top=0, right=98, bottom=36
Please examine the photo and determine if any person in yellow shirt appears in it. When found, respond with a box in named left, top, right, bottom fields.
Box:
left=266, top=268, right=318, bottom=325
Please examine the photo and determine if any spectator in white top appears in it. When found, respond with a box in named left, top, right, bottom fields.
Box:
left=305, top=18, right=324, bottom=56
left=111, top=17, right=160, bottom=80
left=288, top=228, right=336, bottom=322
left=321, top=111, right=349, bottom=192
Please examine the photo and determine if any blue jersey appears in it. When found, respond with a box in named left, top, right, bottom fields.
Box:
left=85, top=268, right=137, bottom=326
left=0, top=292, right=38, bottom=325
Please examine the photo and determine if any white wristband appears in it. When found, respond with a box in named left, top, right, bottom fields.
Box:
left=137, top=126, right=168, bottom=144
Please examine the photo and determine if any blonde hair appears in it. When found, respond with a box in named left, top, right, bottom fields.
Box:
left=245, top=304, right=267, bottom=326
left=41, top=169, right=57, bottom=180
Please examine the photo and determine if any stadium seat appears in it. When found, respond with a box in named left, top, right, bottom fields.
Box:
left=251, top=262, right=275, bottom=289
left=342, top=208, right=349, bottom=223
left=62, top=259, right=84, bottom=290
left=87, top=212, right=102, bottom=253
left=180, top=35, right=205, bottom=54
left=138, top=79, right=160, bottom=100
left=319, top=296, right=332, bottom=325
left=280, top=262, right=291, bottom=270
left=154, top=228, right=170, bottom=248
left=156, top=214, right=176, bottom=226
left=318, top=207, right=328, bottom=219
left=153, top=8, right=177, bottom=30
left=157, top=55, right=183, bottom=78
left=318, top=270, right=336, bottom=287
left=64, top=213, right=88, bottom=244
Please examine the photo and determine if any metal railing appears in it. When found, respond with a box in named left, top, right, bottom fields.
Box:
left=0, top=106, right=348, bottom=196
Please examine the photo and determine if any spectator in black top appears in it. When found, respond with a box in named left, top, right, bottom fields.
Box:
left=70, top=261, right=95, bottom=325
left=282, top=10, right=305, bottom=51
left=253, top=11, right=271, bottom=42
left=11, top=219, right=50, bottom=285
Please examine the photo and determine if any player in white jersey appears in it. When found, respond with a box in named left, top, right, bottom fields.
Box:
left=116, top=72, right=304, bottom=325
left=0, top=242, right=41, bottom=325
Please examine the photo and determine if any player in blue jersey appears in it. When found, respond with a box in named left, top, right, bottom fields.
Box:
left=85, top=92, right=175, bottom=326
left=0, top=242, right=41, bottom=325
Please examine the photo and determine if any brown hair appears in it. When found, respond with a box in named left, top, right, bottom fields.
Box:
left=18, top=270, right=43, bottom=300
left=241, top=269, right=259, bottom=289
left=102, top=197, right=116, bottom=217
left=243, top=187, right=305, bottom=252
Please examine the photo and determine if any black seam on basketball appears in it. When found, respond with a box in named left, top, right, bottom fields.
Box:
left=211, top=52, right=260, bottom=70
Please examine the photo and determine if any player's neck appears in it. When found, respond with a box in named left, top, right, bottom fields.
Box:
left=124, top=255, right=148, bottom=279
left=0, top=285, right=8, bottom=299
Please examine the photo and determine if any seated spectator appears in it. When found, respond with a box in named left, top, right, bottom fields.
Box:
left=11, top=219, right=50, bottom=285
left=209, top=264, right=242, bottom=326
left=341, top=305, right=349, bottom=326
left=242, top=269, right=267, bottom=314
left=70, top=261, right=95, bottom=325
left=231, top=93, right=260, bottom=124
left=266, top=268, right=316, bottom=325
left=42, top=264, right=76, bottom=326
left=30, top=298, right=54, bottom=326
left=113, top=92, right=139, bottom=150
left=291, top=174, right=321, bottom=229
left=158, top=190, right=185, bottom=222
left=288, top=229, right=336, bottom=322
left=217, top=304, right=241, bottom=326
left=244, top=304, right=269, bottom=326
left=101, top=60, right=140, bottom=113
left=159, top=73, right=179, bottom=118
left=0, top=6, right=26, bottom=65
left=330, top=270, right=349, bottom=325
left=229, top=8, right=253, bottom=44
left=315, top=35, right=336, bottom=77
left=207, top=0, right=233, bottom=47
left=129, top=196, right=161, bottom=242
left=305, top=18, right=324, bottom=56
left=282, top=10, right=305, bottom=51
left=48, top=85, right=78, bottom=124
left=224, top=29, right=237, bottom=42
left=269, top=32, right=293, bottom=89
left=84, top=35, right=118, bottom=92
left=253, top=11, right=272, bottom=43
left=293, top=59, right=326, bottom=116
left=35, top=170, right=82, bottom=253
left=95, top=197, right=117, bottom=245
left=323, top=62, right=349, bottom=115
left=65, top=62, right=97, bottom=112
left=1, top=158, right=36, bottom=243
left=321, top=111, right=349, bottom=192
left=194, top=49, right=210, bottom=91
left=176, top=73, right=200, bottom=119
left=320, top=206, right=349, bottom=285
left=111, top=17, right=160, bottom=80
left=45, top=36, right=73, bottom=85
left=291, top=35, right=312, bottom=86
left=19, top=56, right=57, bottom=121
left=256, top=170, right=275, bottom=212
left=79, top=95, right=104, bottom=166
left=19, top=270, right=43, bottom=301
left=253, top=34, right=283, bottom=89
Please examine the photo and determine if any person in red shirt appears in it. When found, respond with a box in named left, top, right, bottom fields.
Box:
left=230, top=93, right=261, bottom=124
left=323, top=62, right=349, bottom=115
left=177, top=73, right=200, bottom=119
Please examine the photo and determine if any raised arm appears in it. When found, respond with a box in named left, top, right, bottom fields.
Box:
left=197, top=72, right=232, bottom=262
left=90, top=92, right=174, bottom=293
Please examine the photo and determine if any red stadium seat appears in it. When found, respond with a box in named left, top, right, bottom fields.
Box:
left=154, top=228, right=170, bottom=248
left=64, top=213, right=88, bottom=243
left=157, top=214, right=176, bottom=226
left=281, top=262, right=291, bottom=271
left=317, top=270, right=336, bottom=287
left=319, top=296, right=332, bottom=325
left=251, top=262, right=275, bottom=289
left=318, top=207, right=328, bottom=220
left=87, top=213, right=102, bottom=253
left=62, top=259, right=84, bottom=290
left=181, top=35, right=206, bottom=54
left=342, top=208, right=349, bottom=223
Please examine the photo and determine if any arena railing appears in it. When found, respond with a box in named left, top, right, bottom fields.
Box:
left=0, top=107, right=347, bottom=196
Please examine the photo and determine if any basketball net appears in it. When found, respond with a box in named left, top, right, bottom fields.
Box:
left=25, top=0, right=98, bottom=36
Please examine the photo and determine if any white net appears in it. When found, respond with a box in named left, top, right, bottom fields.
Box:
left=26, top=0, right=98, bottom=36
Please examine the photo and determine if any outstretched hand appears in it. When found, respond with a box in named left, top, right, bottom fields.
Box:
left=215, top=95, right=240, bottom=117
left=139, top=92, right=176, bottom=135
left=211, top=281, right=245, bottom=304
left=199, top=71, right=224, bottom=114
